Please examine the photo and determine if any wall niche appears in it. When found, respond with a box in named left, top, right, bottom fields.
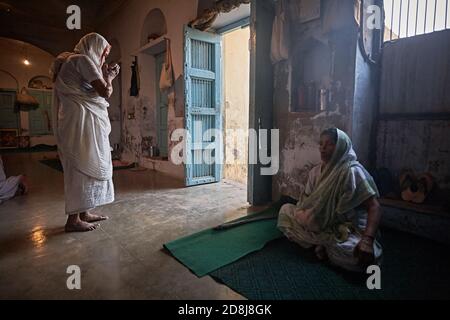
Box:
left=290, top=37, right=332, bottom=113
left=140, top=8, right=168, bottom=47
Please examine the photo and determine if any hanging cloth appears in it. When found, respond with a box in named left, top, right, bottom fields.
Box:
left=270, top=0, right=290, bottom=64
left=130, top=57, right=140, bottom=96
left=0, top=70, right=39, bottom=112
left=159, top=39, right=174, bottom=92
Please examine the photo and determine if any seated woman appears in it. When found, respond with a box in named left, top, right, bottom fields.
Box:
left=278, top=128, right=382, bottom=272
left=0, top=156, right=28, bottom=204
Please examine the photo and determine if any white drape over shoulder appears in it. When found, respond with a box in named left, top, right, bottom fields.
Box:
left=53, top=75, right=112, bottom=180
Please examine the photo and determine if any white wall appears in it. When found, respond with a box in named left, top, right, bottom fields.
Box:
left=0, top=37, right=56, bottom=146
left=223, top=27, right=250, bottom=185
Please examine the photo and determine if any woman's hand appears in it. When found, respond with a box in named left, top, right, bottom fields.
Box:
left=102, top=63, right=120, bottom=82
left=354, top=235, right=375, bottom=267
left=294, top=209, right=320, bottom=231
left=354, top=196, right=381, bottom=268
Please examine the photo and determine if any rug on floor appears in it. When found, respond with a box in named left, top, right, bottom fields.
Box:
left=164, top=205, right=284, bottom=277
left=164, top=199, right=450, bottom=300
left=209, top=228, right=450, bottom=300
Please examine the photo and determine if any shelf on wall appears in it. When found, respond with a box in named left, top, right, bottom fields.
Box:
left=133, top=36, right=167, bottom=56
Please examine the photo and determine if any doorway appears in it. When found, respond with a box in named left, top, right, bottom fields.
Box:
left=222, top=25, right=250, bottom=186
left=184, top=1, right=274, bottom=205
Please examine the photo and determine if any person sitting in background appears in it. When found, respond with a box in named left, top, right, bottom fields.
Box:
left=0, top=156, right=28, bottom=204
left=277, top=128, right=383, bottom=272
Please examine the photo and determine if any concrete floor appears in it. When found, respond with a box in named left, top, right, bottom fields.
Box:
left=0, top=152, right=259, bottom=299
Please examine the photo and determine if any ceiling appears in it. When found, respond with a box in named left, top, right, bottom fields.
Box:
left=211, top=3, right=250, bottom=32
left=0, top=0, right=128, bottom=56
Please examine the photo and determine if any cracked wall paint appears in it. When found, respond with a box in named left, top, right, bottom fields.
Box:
left=120, top=94, right=158, bottom=160
left=223, top=27, right=250, bottom=185
left=99, top=0, right=198, bottom=180
left=272, top=2, right=358, bottom=200
left=275, top=113, right=349, bottom=199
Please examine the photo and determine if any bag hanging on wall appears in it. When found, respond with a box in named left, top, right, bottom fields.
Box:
left=159, top=39, right=174, bottom=92
left=15, top=87, right=39, bottom=111
left=130, top=57, right=140, bottom=97
left=270, top=0, right=289, bottom=64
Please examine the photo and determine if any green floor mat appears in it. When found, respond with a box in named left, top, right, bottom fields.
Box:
left=210, top=228, right=450, bottom=300
left=164, top=206, right=284, bottom=277
left=39, top=159, right=64, bottom=172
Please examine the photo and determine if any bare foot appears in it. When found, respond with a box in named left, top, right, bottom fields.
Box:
left=80, top=212, right=109, bottom=223
left=19, top=175, right=29, bottom=194
left=65, top=220, right=99, bottom=233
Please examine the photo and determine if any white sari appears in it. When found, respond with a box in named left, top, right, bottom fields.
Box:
left=52, top=33, right=114, bottom=215
left=0, top=156, right=21, bottom=205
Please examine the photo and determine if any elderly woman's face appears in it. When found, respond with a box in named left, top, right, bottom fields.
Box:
left=319, top=134, right=336, bottom=163
left=100, top=46, right=111, bottom=67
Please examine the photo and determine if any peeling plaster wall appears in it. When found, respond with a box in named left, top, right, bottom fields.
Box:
left=274, top=110, right=350, bottom=200
left=99, top=0, right=198, bottom=180
left=273, top=0, right=358, bottom=200
left=223, top=27, right=250, bottom=185
left=107, top=74, right=122, bottom=148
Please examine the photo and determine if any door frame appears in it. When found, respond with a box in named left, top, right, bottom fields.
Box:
left=247, top=0, right=275, bottom=205
left=182, top=1, right=275, bottom=206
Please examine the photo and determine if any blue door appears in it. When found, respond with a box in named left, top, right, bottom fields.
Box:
left=184, top=26, right=222, bottom=186
left=0, top=90, right=18, bottom=129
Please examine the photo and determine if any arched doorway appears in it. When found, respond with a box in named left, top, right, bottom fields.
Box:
left=140, top=8, right=169, bottom=158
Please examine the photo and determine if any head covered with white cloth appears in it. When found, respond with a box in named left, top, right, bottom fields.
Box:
left=52, top=33, right=111, bottom=81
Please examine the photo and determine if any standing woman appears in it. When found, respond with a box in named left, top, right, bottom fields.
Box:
left=51, top=33, right=120, bottom=232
